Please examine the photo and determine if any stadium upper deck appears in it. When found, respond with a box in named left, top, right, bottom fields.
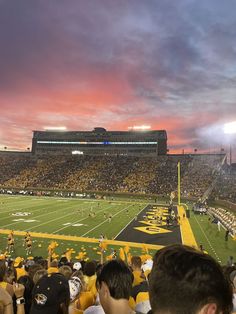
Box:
left=0, top=153, right=228, bottom=201
left=31, top=127, right=167, bottom=156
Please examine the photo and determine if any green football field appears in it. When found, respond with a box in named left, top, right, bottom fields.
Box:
left=0, top=195, right=235, bottom=264
left=185, top=202, right=236, bottom=265
left=0, top=195, right=155, bottom=260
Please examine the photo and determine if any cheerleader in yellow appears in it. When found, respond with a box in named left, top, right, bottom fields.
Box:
left=7, top=232, right=14, bottom=254
left=25, top=238, right=32, bottom=255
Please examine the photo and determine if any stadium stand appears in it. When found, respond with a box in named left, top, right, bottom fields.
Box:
left=208, top=207, right=236, bottom=237
left=0, top=153, right=229, bottom=202
left=0, top=155, right=36, bottom=187
left=212, top=165, right=236, bottom=203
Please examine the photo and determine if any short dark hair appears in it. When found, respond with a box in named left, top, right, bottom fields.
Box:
left=84, top=261, right=96, bottom=277
left=149, top=244, right=233, bottom=314
left=97, top=259, right=133, bottom=300
left=131, top=256, right=142, bottom=268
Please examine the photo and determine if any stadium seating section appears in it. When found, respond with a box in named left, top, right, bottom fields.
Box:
left=0, top=154, right=235, bottom=202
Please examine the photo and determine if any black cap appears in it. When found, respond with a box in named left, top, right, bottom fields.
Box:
left=30, top=273, right=70, bottom=314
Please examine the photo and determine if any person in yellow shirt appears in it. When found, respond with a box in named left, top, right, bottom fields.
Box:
left=130, top=256, right=144, bottom=287
left=7, top=231, right=14, bottom=254
left=23, top=232, right=31, bottom=247
left=14, top=257, right=27, bottom=280
left=25, top=238, right=32, bottom=256
left=47, top=260, right=59, bottom=274
left=83, top=261, right=97, bottom=295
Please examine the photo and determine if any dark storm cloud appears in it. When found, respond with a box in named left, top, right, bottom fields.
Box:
left=0, top=0, right=236, bottom=152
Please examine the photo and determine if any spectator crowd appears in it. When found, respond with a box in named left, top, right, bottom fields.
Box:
left=0, top=244, right=236, bottom=314
left=208, top=207, right=236, bottom=236
left=0, top=153, right=232, bottom=202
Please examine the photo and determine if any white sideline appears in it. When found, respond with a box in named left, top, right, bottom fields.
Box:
left=193, top=215, right=221, bottom=263
left=114, top=204, right=148, bottom=239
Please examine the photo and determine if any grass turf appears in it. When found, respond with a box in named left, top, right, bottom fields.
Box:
left=0, top=195, right=235, bottom=264
left=183, top=202, right=236, bottom=264
left=0, top=195, right=155, bottom=260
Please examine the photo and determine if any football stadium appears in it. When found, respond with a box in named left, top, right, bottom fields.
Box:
left=0, top=128, right=235, bottom=263
left=1, top=0, right=236, bottom=312
left=1, top=129, right=236, bottom=313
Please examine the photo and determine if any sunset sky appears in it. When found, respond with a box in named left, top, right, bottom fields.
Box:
left=0, top=0, right=236, bottom=157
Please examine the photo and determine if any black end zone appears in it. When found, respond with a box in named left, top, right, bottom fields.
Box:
left=115, top=204, right=182, bottom=246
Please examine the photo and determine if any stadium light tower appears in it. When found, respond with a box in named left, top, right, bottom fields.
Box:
left=44, top=126, right=67, bottom=131
left=128, top=125, right=151, bottom=131
left=223, top=121, right=236, bottom=165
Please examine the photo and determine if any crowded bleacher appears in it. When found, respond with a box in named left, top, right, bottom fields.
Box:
left=0, top=243, right=235, bottom=314
left=212, top=165, right=236, bottom=203
left=0, top=153, right=230, bottom=201
left=208, top=207, right=236, bottom=236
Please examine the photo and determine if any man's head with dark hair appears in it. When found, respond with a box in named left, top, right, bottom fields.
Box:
left=149, top=244, right=233, bottom=314
left=58, top=256, right=70, bottom=268
left=131, top=256, right=142, bottom=270
left=84, top=261, right=96, bottom=277
left=97, top=259, right=133, bottom=314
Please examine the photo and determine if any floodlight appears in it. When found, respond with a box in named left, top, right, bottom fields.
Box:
left=128, top=125, right=151, bottom=131
left=223, top=121, right=236, bottom=134
left=44, top=126, right=67, bottom=131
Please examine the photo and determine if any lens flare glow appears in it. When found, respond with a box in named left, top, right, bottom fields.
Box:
left=223, top=121, right=236, bottom=134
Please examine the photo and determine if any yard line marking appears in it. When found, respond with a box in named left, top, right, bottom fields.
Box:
left=1, top=199, right=123, bottom=231
left=51, top=203, right=123, bottom=234
left=0, top=202, right=79, bottom=228
left=26, top=202, right=109, bottom=232
left=0, top=200, right=58, bottom=217
left=33, top=202, right=123, bottom=233
left=81, top=204, right=134, bottom=237
left=114, top=204, right=148, bottom=239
